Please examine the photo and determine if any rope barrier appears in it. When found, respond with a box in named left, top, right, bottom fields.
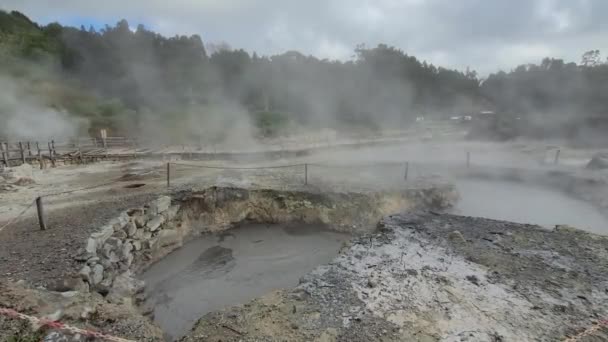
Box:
left=563, top=319, right=608, bottom=341
left=0, top=307, right=136, bottom=342
left=170, top=162, right=306, bottom=170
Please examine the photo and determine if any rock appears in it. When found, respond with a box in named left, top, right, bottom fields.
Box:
left=132, top=240, right=142, bottom=251
left=466, top=275, right=480, bottom=286
left=125, top=221, right=137, bottom=237
left=113, top=229, right=128, bottom=240
left=586, top=153, right=608, bottom=170
left=47, top=277, right=89, bottom=293
left=85, top=238, right=97, bottom=254
left=60, top=291, right=79, bottom=298
left=120, top=242, right=133, bottom=261
left=158, top=229, right=181, bottom=247
left=92, top=264, right=104, bottom=285
left=110, top=212, right=130, bottom=231
left=367, top=278, right=377, bottom=288
left=554, top=225, right=582, bottom=233
left=79, top=265, right=92, bottom=283
left=86, top=257, right=100, bottom=266
left=107, top=271, right=145, bottom=304
left=148, top=196, right=171, bottom=215
left=146, top=215, right=165, bottom=232
left=91, top=225, right=114, bottom=246
left=145, top=238, right=159, bottom=250
left=448, top=230, right=466, bottom=244
left=133, top=229, right=145, bottom=240
left=162, top=205, right=180, bottom=221
left=133, top=214, right=146, bottom=228
left=127, top=208, right=144, bottom=217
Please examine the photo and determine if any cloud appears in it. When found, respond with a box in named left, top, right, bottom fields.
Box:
left=1, top=0, right=607, bottom=74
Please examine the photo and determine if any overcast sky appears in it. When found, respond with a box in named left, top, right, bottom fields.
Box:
left=2, top=0, right=607, bottom=75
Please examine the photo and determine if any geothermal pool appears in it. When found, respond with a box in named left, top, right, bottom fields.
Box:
left=454, top=178, right=608, bottom=235
left=142, top=223, right=348, bottom=340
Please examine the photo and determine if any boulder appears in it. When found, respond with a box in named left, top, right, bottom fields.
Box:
left=146, top=215, right=165, bottom=232
left=586, top=153, right=608, bottom=170
left=148, top=196, right=171, bottom=216
left=91, top=264, right=104, bottom=285
left=91, top=225, right=114, bottom=246
left=124, top=221, right=137, bottom=237
left=85, top=238, right=97, bottom=254
left=106, top=271, right=145, bottom=304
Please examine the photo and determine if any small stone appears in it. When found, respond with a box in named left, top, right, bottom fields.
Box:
left=132, top=241, right=142, bottom=251
left=146, top=215, right=165, bottom=232
left=48, top=277, right=89, bottom=293
left=290, top=323, right=299, bottom=330
left=466, top=275, right=480, bottom=286
left=92, top=264, right=104, bottom=285
left=113, top=229, right=128, bottom=239
left=127, top=208, right=144, bottom=217
left=110, top=212, right=130, bottom=231
left=448, top=230, right=466, bottom=244
left=86, top=257, right=100, bottom=266
left=125, top=222, right=137, bottom=237
left=85, top=238, right=97, bottom=254
left=367, top=278, right=377, bottom=288
left=81, top=306, right=95, bottom=320
left=133, top=229, right=145, bottom=240
left=91, top=225, right=114, bottom=245
left=60, top=291, right=79, bottom=298
left=145, top=238, right=159, bottom=250
left=133, top=215, right=146, bottom=228
left=79, top=265, right=91, bottom=282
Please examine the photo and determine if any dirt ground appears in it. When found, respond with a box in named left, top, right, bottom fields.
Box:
left=182, top=212, right=608, bottom=342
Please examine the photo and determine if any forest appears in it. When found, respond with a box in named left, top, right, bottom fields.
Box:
left=1, top=10, right=607, bottom=142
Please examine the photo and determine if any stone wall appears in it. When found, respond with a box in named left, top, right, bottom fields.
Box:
left=77, top=195, right=187, bottom=302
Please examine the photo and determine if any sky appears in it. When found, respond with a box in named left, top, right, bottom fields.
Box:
left=1, top=0, right=607, bottom=75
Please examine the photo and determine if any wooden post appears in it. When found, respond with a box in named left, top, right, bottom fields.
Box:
left=404, top=162, right=409, bottom=181
left=18, top=142, right=26, bottom=164
left=166, top=162, right=171, bottom=188
left=304, top=163, right=308, bottom=185
left=36, top=196, right=47, bottom=230
left=466, top=151, right=471, bottom=168
left=51, top=140, right=56, bottom=157
left=48, top=141, right=55, bottom=167
left=554, top=149, right=561, bottom=165
left=27, top=141, right=32, bottom=157
left=36, top=142, right=43, bottom=169
left=1, top=142, right=7, bottom=166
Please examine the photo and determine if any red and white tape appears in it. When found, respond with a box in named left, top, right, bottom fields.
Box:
left=0, top=307, right=136, bottom=342
left=563, top=319, right=608, bottom=342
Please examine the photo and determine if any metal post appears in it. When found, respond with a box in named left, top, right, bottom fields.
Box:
left=554, top=149, right=561, bottom=165
left=466, top=151, right=471, bottom=168
left=48, top=141, right=55, bottom=167
left=166, top=162, right=171, bottom=188
left=18, top=142, right=25, bottom=164
left=36, top=196, right=47, bottom=230
left=404, top=162, right=409, bottom=181
left=304, top=163, right=308, bottom=185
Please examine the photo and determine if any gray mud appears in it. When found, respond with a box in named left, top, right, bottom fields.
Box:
left=142, top=223, right=348, bottom=340
left=454, top=178, right=608, bottom=234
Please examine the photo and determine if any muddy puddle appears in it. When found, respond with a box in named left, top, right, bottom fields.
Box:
left=454, top=178, right=608, bottom=235
left=141, top=223, right=348, bottom=340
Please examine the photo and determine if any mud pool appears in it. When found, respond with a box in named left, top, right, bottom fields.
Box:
left=141, top=223, right=348, bottom=340
left=454, top=178, right=608, bottom=234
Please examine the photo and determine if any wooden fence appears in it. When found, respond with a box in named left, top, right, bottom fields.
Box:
left=0, top=137, right=137, bottom=168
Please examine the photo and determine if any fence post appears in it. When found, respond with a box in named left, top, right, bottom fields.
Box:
left=404, top=162, right=409, bottom=181
left=1, top=142, right=7, bottom=166
left=36, top=142, right=42, bottom=169
left=304, top=163, right=308, bottom=185
left=466, top=151, right=471, bottom=168
left=36, top=196, right=47, bottom=230
left=27, top=141, right=32, bottom=157
left=554, top=149, right=561, bottom=165
left=18, top=142, right=26, bottom=164
left=48, top=141, right=55, bottom=167
left=166, top=162, right=171, bottom=188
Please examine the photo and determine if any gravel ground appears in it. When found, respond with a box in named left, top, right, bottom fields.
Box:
left=0, top=191, right=158, bottom=287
